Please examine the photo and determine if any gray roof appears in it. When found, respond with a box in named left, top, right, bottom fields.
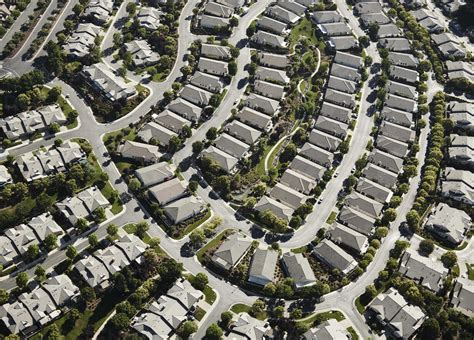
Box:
left=320, top=101, right=352, bottom=123
left=270, top=182, right=307, bottom=209
left=450, top=134, right=474, bottom=149
left=389, top=65, right=418, bottom=84
left=327, top=75, right=357, bottom=94
left=117, top=140, right=162, bottom=163
left=289, top=155, right=326, bottom=181
left=377, top=23, right=401, bottom=38
left=324, top=88, right=356, bottom=108
left=180, top=84, right=213, bottom=107
left=42, top=274, right=80, bottom=306
left=444, top=167, right=474, bottom=188
left=280, top=168, right=316, bottom=195
left=167, top=97, right=202, bottom=122
left=27, top=213, right=63, bottom=241
left=376, top=135, right=409, bottom=158
left=451, top=277, right=474, bottom=317
left=200, top=14, right=230, bottom=29
left=303, top=319, right=349, bottom=340
left=425, top=203, right=471, bottom=244
left=138, top=121, right=176, bottom=146
left=379, top=38, right=411, bottom=52
left=309, top=128, right=341, bottom=151
left=257, top=51, right=289, bottom=69
left=83, top=63, right=136, bottom=101
left=190, top=71, right=224, bottom=93
left=248, top=248, right=279, bottom=286
left=197, top=57, right=228, bottom=76
left=281, top=252, right=316, bottom=288
left=356, top=177, right=393, bottom=203
left=163, top=196, right=205, bottom=224
left=311, top=11, right=343, bottom=24
left=211, top=233, right=252, bottom=270
left=124, top=40, right=160, bottom=67
left=265, top=5, right=300, bottom=24
left=380, top=106, right=413, bottom=127
left=328, top=36, right=358, bottom=51
left=215, top=133, right=250, bottom=158
left=380, top=120, right=415, bottom=143
left=385, top=93, right=417, bottom=113
left=315, top=115, right=348, bottom=139
left=236, top=106, right=273, bottom=130
left=339, top=206, right=376, bottom=235
left=135, top=162, right=175, bottom=187
left=369, top=148, right=404, bottom=173
left=361, top=12, right=390, bottom=26
left=202, top=145, right=238, bottom=173
left=330, top=63, right=361, bottom=82
left=277, top=0, right=307, bottom=16
left=355, top=1, right=382, bottom=13
left=441, top=181, right=474, bottom=205
left=226, top=120, right=262, bottom=145
left=334, top=51, right=363, bottom=69
left=345, top=191, right=384, bottom=218
left=251, top=30, right=288, bottom=49
left=245, top=93, right=280, bottom=115
left=255, top=66, right=290, bottom=84
left=74, top=255, right=110, bottom=287
left=313, top=239, right=357, bottom=274
left=386, top=80, right=417, bottom=99
left=148, top=177, right=187, bottom=205
left=254, top=80, right=285, bottom=100
left=257, top=15, right=288, bottom=35
left=363, top=163, right=398, bottom=189
left=0, top=236, right=18, bottom=265
left=201, top=43, right=232, bottom=60
left=318, top=22, right=352, bottom=36
left=388, top=52, right=419, bottom=69
left=254, top=195, right=294, bottom=222
left=154, top=109, right=191, bottom=133
left=300, top=142, right=334, bottom=168
left=329, top=222, right=368, bottom=253
left=114, top=234, right=147, bottom=263
left=204, top=1, right=233, bottom=17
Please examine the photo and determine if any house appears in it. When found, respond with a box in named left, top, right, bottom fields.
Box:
left=345, top=191, right=384, bottom=218
left=255, top=66, right=290, bottom=85
left=377, top=24, right=401, bottom=38
left=37, top=149, right=66, bottom=174
left=137, top=7, right=162, bottom=30
left=388, top=52, right=419, bottom=69
left=327, top=36, right=358, bottom=51
left=5, top=224, right=39, bottom=255
left=132, top=312, right=173, bottom=339
left=319, top=101, right=352, bottom=123
left=300, top=142, right=334, bottom=168
left=74, top=255, right=110, bottom=288
left=82, top=64, right=137, bottom=102
left=281, top=252, right=316, bottom=289
left=0, top=116, right=26, bottom=140
left=450, top=111, right=474, bottom=133
left=311, top=11, right=343, bottom=24
left=200, top=14, right=230, bottom=30
left=324, top=88, right=355, bottom=108
left=230, top=313, right=273, bottom=339
left=356, top=177, right=393, bottom=203
left=354, top=1, right=382, bottom=14
left=329, top=222, right=369, bottom=254
left=163, top=196, right=205, bottom=224
left=148, top=297, right=187, bottom=330
left=211, top=233, right=252, bottom=271
left=367, top=288, right=426, bottom=339
left=124, top=40, right=159, bottom=67
left=451, top=277, right=474, bottom=317
left=0, top=164, right=12, bottom=187
left=248, top=247, right=279, bottom=286
left=327, top=75, right=357, bottom=94
left=379, top=38, right=411, bottom=52
left=380, top=120, right=415, bottom=143
left=314, top=115, right=348, bottom=139
left=280, top=168, right=316, bottom=195
left=432, top=33, right=466, bottom=58
left=135, top=162, right=176, bottom=188
left=425, top=203, right=471, bottom=245
left=251, top=30, right=288, bottom=50
left=399, top=249, right=448, bottom=292
left=154, top=110, right=191, bottom=133
left=333, top=51, right=363, bottom=69
left=225, top=120, right=262, bottom=145
left=387, top=81, right=417, bottom=100
left=84, top=0, right=113, bottom=24
left=376, top=135, right=409, bottom=158
left=204, top=1, right=233, bottom=17
left=450, top=134, right=474, bottom=150
left=330, top=63, right=361, bottom=82
left=369, top=148, right=404, bottom=174
left=441, top=180, right=473, bottom=206
left=42, top=274, right=80, bottom=306
left=215, top=133, right=250, bottom=159
left=197, top=57, right=228, bottom=76
left=117, top=140, right=162, bottom=164
left=360, top=12, right=391, bottom=26
left=214, top=0, right=245, bottom=9
left=339, top=206, right=376, bottom=236
left=385, top=93, right=417, bottom=114
left=37, top=104, right=66, bottom=126
left=317, top=22, right=352, bottom=37
left=244, top=93, right=280, bottom=115
left=27, top=213, right=63, bottom=242
left=444, top=167, right=474, bottom=189
left=418, top=16, right=444, bottom=33
left=57, top=140, right=86, bottom=165
left=363, top=163, right=398, bottom=189
left=179, top=85, right=213, bottom=107
left=77, top=186, right=110, bottom=214
left=290, top=155, right=326, bottom=181
left=0, top=301, right=35, bottom=335
left=166, top=278, right=203, bottom=310
left=308, top=128, right=341, bottom=152
left=254, top=80, right=285, bottom=100
left=202, top=145, right=238, bottom=173
left=190, top=71, right=224, bottom=93
left=257, top=16, right=288, bottom=35
left=136, top=114, right=172, bottom=141
left=389, top=65, right=419, bottom=85
left=148, top=177, right=187, bottom=205
left=303, top=319, right=351, bottom=340
left=448, top=146, right=474, bottom=169
left=201, top=43, right=232, bottom=60
left=380, top=106, right=412, bottom=128
left=16, top=152, right=45, bottom=182
left=236, top=106, right=273, bottom=131
left=0, top=236, right=19, bottom=265
left=56, top=186, right=109, bottom=225
left=265, top=5, right=300, bottom=24
left=114, top=234, right=147, bottom=263
left=64, top=23, right=102, bottom=58
left=270, top=182, right=307, bottom=209
left=17, top=110, right=45, bottom=134
left=94, top=246, right=130, bottom=276
left=313, top=239, right=357, bottom=274
left=257, top=51, right=289, bottom=69
left=277, top=0, right=306, bottom=16
left=167, top=97, right=202, bottom=122
left=254, top=195, right=294, bottom=222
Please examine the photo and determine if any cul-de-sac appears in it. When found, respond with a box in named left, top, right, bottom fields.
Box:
left=0, top=0, right=473, bottom=338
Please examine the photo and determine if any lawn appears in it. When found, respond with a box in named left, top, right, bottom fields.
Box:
left=297, top=310, right=345, bottom=327
left=291, top=245, right=308, bottom=254
left=231, top=304, right=267, bottom=321
left=123, top=223, right=152, bottom=244
left=186, top=274, right=217, bottom=305
left=467, top=264, right=474, bottom=280
left=103, top=127, right=137, bottom=152
left=57, top=96, right=78, bottom=129
left=265, top=137, right=286, bottom=171
left=196, top=229, right=233, bottom=263
left=326, top=211, right=337, bottom=225
left=175, top=209, right=212, bottom=239
left=347, top=326, right=359, bottom=340
left=355, top=296, right=366, bottom=314
left=254, top=144, right=272, bottom=176
left=289, top=17, right=319, bottom=49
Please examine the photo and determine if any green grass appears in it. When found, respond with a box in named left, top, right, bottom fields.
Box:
left=467, top=264, right=474, bottom=280
left=347, top=327, right=359, bottom=340
left=355, top=296, right=366, bottom=314
left=231, top=304, right=267, bottom=321
left=254, top=144, right=272, bottom=176
left=57, top=95, right=78, bottom=129
left=0, top=265, right=16, bottom=276
left=456, top=241, right=469, bottom=250
left=291, top=246, right=308, bottom=254
left=195, top=306, right=206, bottom=321
left=123, top=223, right=152, bottom=244
left=266, top=137, right=286, bottom=171
left=326, top=211, right=337, bottom=225
left=186, top=274, right=217, bottom=305
left=196, top=229, right=232, bottom=263
left=103, top=127, right=138, bottom=152
left=175, top=209, right=212, bottom=239
left=289, top=17, right=318, bottom=48
left=297, top=310, right=345, bottom=327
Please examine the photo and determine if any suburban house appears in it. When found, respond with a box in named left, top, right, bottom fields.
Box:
left=135, top=162, right=176, bottom=188
left=451, top=277, right=474, bottom=317
left=303, top=319, right=351, bottom=340
left=257, top=51, right=289, bottom=69
left=163, top=196, right=205, bottom=224
left=0, top=165, right=12, bottom=187
left=211, top=233, right=252, bottom=271
left=64, top=23, right=102, bottom=59
left=248, top=247, right=279, bottom=286
left=329, top=222, right=369, bottom=254
left=148, top=177, right=187, bottom=205
left=424, top=203, right=471, bottom=245
left=137, top=7, right=162, bottom=30
left=289, top=155, right=326, bottom=182
left=202, top=145, right=239, bottom=173
left=388, top=52, right=419, bottom=69
left=84, top=0, right=113, bottom=25
left=339, top=206, right=376, bottom=236
left=345, top=191, right=384, bottom=219
left=117, top=140, right=162, bottom=164
left=254, top=195, right=294, bottom=222
left=229, top=313, right=273, bottom=339
left=363, top=163, right=398, bottom=189
left=356, top=177, right=393, bottom=203
left=270, top=182, right=307, bottom=209
left=368, top=148, right=404, bottom=174
left=281, top=252, right=316, bottom=289
left=312, top=239, right=357, bottom=275
left=154, top=110, right=191, bottom=133
left=280, top=168, right=316, bottom=195
left=124, top=40, right=160, bottom=67
left=251, top=30, right=288, bottom=50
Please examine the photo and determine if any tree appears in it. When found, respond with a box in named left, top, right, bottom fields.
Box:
left=365, top=284, right=377, bottom=298
left=0, top=288, right=9, bottom=304
left=16, top=272, right=28, bottom=289
left=88, top=233, right=99, bottom=248
left=206, top=127, right=218, bottom=140
left=188, top=180, right=198, bottom=193
left=43, top=233, right=58, bottom=251
left=80, top=286, right=96, bottom=304
left=193, top=272, right=209, bottom=290
left=383, top=208, right=397, bottom=223
left=228, top=61, right=237, bottom=75
left=220, top=311, right=233, bottom=328
left=116, top=301, right=137, bottom=318
left=110, top=313, right=129, bottom=332
left=190, top=229, right=205, bottom=247
left=177, top=320, right=198, bottom=339
left=45, top=324, right=61, bottom=340
left=406, top=210, right=420, bottom=232
left=129, top=178, right=142, bottom=191
left=246, top=21, right=257, bottom=37
left=206, top=323, right=223, bottom=339
left=107, top=224, right=118, bottom=237
left=26, top=244, right=40, bottom=261
left=419, top=318, right=440, bottom=339
left=135, top=221, right=149, bottom=239
left=35, top=265, right=46, bottom=282
left=66, top=245, right=77, bottom=260
left=441, top=251, right=457, bottom=268
left=290, top=308, right=302, bottom=319
left=250, top=299, right=265, bottom=316
left=419, top=239, right=434, bottom=255
left=229, top=16, right=239, bottom=27
left=192, top=141, right=204, bottom=153
left=263, top=282, right=276, bottom=295
left=280, top=143, right=298, bottom=163
left=273, top=306, right=284, bottom=318
left=76, top=218, right=88, bottom=232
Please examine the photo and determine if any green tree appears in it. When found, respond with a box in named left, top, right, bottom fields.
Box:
left=135, top=221, right=150, bottom=239
left=16, top=272, right=28, bottom=289
left=193, top=272, right=209, bottom=290
left=110, top=312, right=129, bottom=332
left=206, top=323, right=223, bottom=339
left=441, top=251, right=457, bottom=268
left=26, top=244, right=40, bottom=261
left=192, top=141, right=204, bottom=153
left=66, top=245, right=77, bottom=260
left=88, top=233, right=98, bottom=248
left=80, top=286, right=96, bottom=304
left=35, top=265, right=46, bottom=282
left=419, top=239, right=434, bottom=255
left=107, top=223, right=118, bottom=237
left=43, top=233, right=58, bottom=251
left=220, top=311, right=233, bottom=329
left=177, top=320, right=198, bottom=339
left=0, top=288, right=9, bottom=304
left=250, top=299, right=265, bottom=316
left=206, top=127, right=218, bottom=140
left=406, top=210, right=420, bottom=232
left=129, top=178, right=142, bottom=191
left=45, top=324, right=61, bottom=339
left=365, top=284, right=377, bottom=298
left=419, top=318, right=440, bottom=339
